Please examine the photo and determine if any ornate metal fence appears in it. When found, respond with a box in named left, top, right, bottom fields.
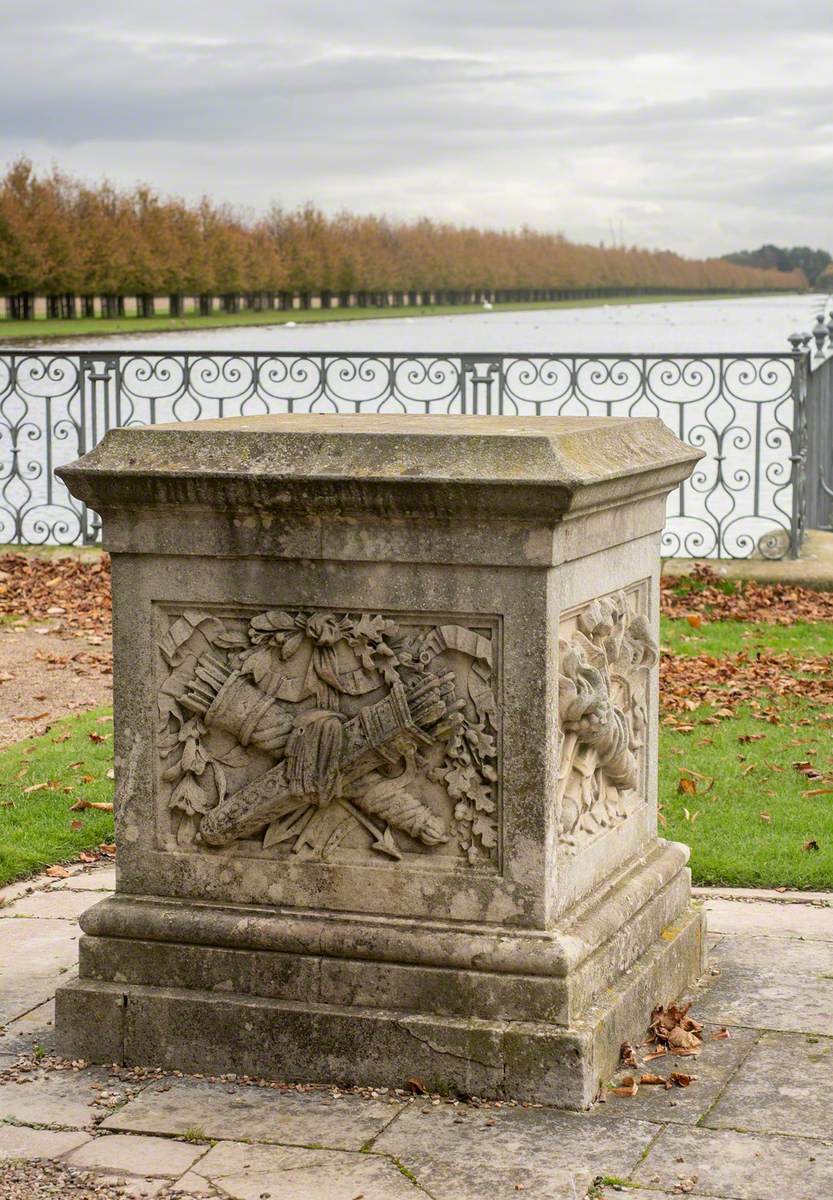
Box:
left=0, top=349, right=807, bottom=557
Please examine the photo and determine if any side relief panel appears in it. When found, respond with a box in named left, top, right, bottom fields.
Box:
left=557, top=584, right=657, bottom=855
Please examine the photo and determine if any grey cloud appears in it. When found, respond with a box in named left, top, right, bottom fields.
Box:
left=1, top=0, right=832, bottom=255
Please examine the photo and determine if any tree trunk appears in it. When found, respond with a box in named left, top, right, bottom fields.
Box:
left=9, top=293, right=35, bottom=321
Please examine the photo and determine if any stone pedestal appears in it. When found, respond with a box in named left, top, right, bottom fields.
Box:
left=56, top=414, right=705, bottom=1108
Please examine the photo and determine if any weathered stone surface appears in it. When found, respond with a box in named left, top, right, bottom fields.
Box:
left=375, top=1102, right=658, bottom=1199
left=634, top=1125, right=833, bottom=1200
left=60, top=867, right=117, bottom=892
left=4, top=889, right=100, bottom=921
left=0, top=917, right=79, bottom=1024
left=696, top=963, right=833, bottom=1036
left=0, top=1066, right=115, bottom=1128
left=56, top=413, right=703, bottom=1105
left=704, top=1031, right=833, bottom=1138
left=190, top=1140, right=427, bottom=1200
left=710, top=933, right=833, bottom=973
left=65, top=1133, right=205, bottom=1177
left=0, top=999, right=56, bottom=1057
left=103, top=1077, right=402, bottom=1149
left=703, top=897, right=833, bottom=940
left=0, top=1124, right=91, bottom=1161
left=604, top=1023, right=758, bottom=1125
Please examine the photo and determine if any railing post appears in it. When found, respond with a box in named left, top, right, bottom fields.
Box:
left=788, top=344, right=809, bottom=557
left=461, top=356, right=501, bottom=415
left=78, top=354, right=119, bottom=544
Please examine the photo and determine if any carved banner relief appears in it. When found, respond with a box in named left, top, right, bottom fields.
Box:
left=155, top=607, right=500, bottom=868
left=557, top=584, right=657, bottom=855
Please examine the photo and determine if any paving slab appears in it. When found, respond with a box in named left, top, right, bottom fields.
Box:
left=59, top=867, right=116, bottom=892
left=0, top=999, right=57, bottom=1056
left=703, top=1031, right=833, bottom=1139
left=0, top=1123, right=91, bottom=1161
left=0, top=1065, right=124, bottom=1128
left=0, top=916, right=79, bottom=1024
left=703, top=897, right=833, bottom=940
left=193, top=1140, right=432, bottom=1199
left=695, top=962, right=833, bottom=1035
left=2, top=889, right=101, bottom=920
left=103, top=1078, right=404, bottom=1150
left=65, top=1133, right=206, bottom=1178
left=603, top=1023, right=758, bottom=1125
left=633, top=1124, right=833, bottom=1200
left=709, top=933, right=833, bottom=974
left=375, top=1101, right=657, bottom=1199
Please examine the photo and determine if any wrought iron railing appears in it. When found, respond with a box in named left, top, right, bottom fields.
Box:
left=0, top=349, right=810, bottom=557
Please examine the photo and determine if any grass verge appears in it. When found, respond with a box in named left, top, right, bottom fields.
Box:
left=0, top=292, right=760, bottom=344
left=0, top=707, right=114, bottom=886
left=660, top=615, right=833, bottom=889
left=660, top=699, right=833, bottom=888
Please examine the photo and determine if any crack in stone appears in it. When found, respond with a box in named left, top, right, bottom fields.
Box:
left=399, top=1023, right=502, bottom=1072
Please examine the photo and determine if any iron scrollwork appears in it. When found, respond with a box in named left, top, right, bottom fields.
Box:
left=0, top=348, right=809, bottom=559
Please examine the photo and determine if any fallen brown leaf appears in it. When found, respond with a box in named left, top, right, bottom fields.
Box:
left=670, top=1071, right=697, bottom=1087
left=68, top=798, right=113, bottom=813
left=45, top=865, right=71, bottom=878
left=620, top=1041, right=638, bottom=1068
left=610, top=1076, right=638, bottom=1097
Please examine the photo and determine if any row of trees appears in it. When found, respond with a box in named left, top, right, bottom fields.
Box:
left=0, top=158, right=806, bottom=319
left=724, top=244, right=831, bottom=287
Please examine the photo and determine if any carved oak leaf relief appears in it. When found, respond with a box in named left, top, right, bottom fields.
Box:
left=157, top=608, right=499, bottom=866
left=557, top=587, right=658, bottom=855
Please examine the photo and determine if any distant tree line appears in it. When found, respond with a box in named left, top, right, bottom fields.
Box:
left=0, top=158, right=806, bottom=320
left=724, top=244, right=830, bottom=288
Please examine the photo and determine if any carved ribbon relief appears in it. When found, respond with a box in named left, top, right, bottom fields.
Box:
left=557, top=587, right=657, bottom=854
left=157, top=608, right=499, bottom=866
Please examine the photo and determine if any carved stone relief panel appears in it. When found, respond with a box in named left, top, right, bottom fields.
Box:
left=155, top=607, right=500, bottom=868
left=557, top=584, right=657, bottom=855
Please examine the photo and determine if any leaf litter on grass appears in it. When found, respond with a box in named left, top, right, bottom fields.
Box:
left=661, top=563, right=833, bottom=624
left=0, top=553, right=111, bottom=637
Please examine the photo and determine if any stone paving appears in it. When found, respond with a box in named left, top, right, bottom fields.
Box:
left=0, top=867, right=831, bottom=1199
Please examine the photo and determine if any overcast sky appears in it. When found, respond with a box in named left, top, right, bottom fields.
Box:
left=2, top=2, right=832, bottom=257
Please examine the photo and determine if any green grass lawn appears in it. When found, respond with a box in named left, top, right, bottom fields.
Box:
left=0, top=292, right=758, bottom=344
left=0, top=708, right=114, bottom=886
left=660, top=615, right=833, bottom=889
left=661, top=699, right=833, bottom=888
left=660, top=615, right=833, bottom=658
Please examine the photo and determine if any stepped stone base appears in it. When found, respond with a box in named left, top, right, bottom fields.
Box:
left=57, top=842, right=705, bottom=1109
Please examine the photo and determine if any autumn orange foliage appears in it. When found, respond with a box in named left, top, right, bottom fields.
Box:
left=0, top=157, right=805, bottom=308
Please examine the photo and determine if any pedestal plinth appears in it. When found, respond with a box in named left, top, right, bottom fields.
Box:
left=56, top=414, right=705, bottom=1108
